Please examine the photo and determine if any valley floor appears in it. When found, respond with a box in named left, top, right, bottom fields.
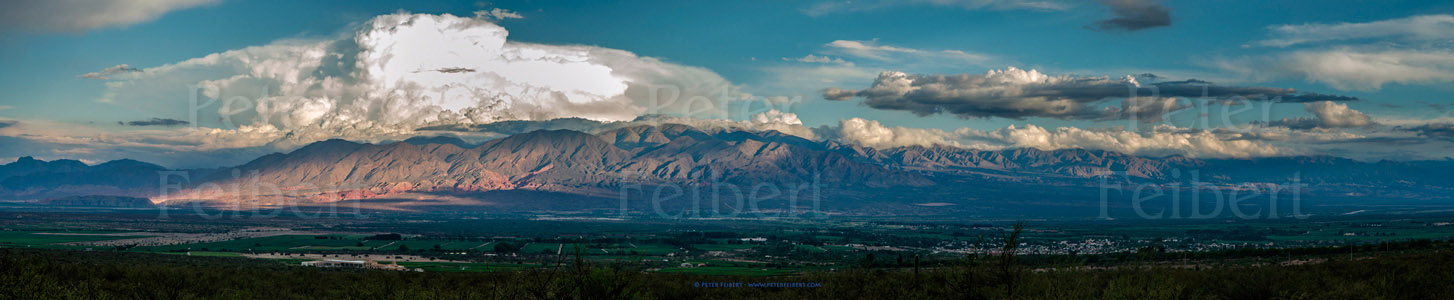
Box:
left=3, top=246, right=1453, bottom=299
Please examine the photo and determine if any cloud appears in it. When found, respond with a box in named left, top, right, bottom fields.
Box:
left=1216, top=48, right=1454, bottom=91
left=474, top=8, right=523, bottom=20
left=433, top=67, right=476, bottom=73
left=764, top=40, right=994, bottom=94
left=822, top=87, right=858, bottom=100
left=123, top=118, right=190, bottom=126
left=826, top=40, right=921, bottom=61
left=79, top=64, right=142, bottom=80
left=0, top=120, right=15, bottom=129
left=0, top=0, right=218, bottom=34
left=1115, top=97, right=1187, bottom=122
left=1091, top=0, right=1171, bottom=31
left=1265, top=101, right=1374, bottom=130
left=835, top=118, right=967, bottom=148
left=630, top=111, right=816, bottom=139
left=423, top=112, right=815, bottom=140
left=831, top=117, right=1287, bottom=158
left=824, top=67, right=1354, bottom=121
left=97, top=12, right=746, bottom=151
left=750, top=109, right=804, bottom=125
left=783, top=54, right=853, bottom=66
left=1224, top=15, right=1454, bottom=91
left=978, top=124, right=1284, bottom=158
left=802, top=0, right=1065, bottom=17
left=759, top=65, right=880, bottom=95
left=1256, top=14, right=1454, bottom=47
left=1395, top=123, right=1454, bottom=141
left=825, top=39, right=989, bottom=64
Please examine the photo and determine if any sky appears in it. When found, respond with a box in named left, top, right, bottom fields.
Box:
left=1, top=0, right=1453, bottom=168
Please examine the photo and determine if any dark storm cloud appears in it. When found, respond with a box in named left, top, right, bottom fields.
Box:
left=435, top=67, right=477, bottom=73
left=823, top=69, right=1357, bottom=121
left=1092, top=0, right=1171, bottom=31
left=1398, top=123, right=1454, bottom=141
left=124, top=118, right=190, bottom=127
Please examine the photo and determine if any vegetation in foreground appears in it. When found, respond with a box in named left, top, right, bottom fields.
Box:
left=3, top=241, right=1453, bottom=299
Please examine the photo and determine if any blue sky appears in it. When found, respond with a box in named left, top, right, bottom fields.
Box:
left=1, top=0, right=1453, bottom=167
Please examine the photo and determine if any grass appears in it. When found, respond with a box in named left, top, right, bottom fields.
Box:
left=794, top=244, right=827, bottom=253
left=521, top=243, right=563, bottom=254
left=151, top=251, right=244, bottom=257
left=127, top=235, right=390, bottom=253
left=655, top=266, right=797, bottom=276
left=694, top=243, right=755, bottom=251
left=0, top=231, right=154, bottom=248
left=394, top=261, right=541, bottom=272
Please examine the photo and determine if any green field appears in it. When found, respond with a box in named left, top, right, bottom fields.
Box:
left=394, top=261, right=541, bottom=272
left=127, top=235, right=392, bottom=253
left=656, top=266, right=797, bottom=276
left=694, top=243, right=755, bottom=251
left=521, top=242, right=564, bottom=254
left=152, top=251, right=244, bottom=257
left=0, top=231, right=153, bottom=248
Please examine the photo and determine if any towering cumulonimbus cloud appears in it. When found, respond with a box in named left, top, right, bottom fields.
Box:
left=824, top=67, right=1355, bottom=121
left=97, top=12, right=746, bottom=150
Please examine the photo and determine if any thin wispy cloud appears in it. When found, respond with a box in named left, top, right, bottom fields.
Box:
left=78, top=64, right=141, bottom=80
left=802, top=0, right=1065, bottom=16
left=1256, top=14, right=1454, bottom=47
left=782, top=54, right=853, bottom=66
left=824, top=39, right=990, bottom=64
left=474, top=8, right=523, bottom=20
left=0, top=0, right=219, bottom=34
left=1221, top=14, right=1454, bottom=91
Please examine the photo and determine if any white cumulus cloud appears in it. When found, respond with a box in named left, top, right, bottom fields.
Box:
left=836, top=118, right=969, bottom=149
left=832, top=117, right=1289, bottom=158
left=1267, top=101, right=1374, bottom=129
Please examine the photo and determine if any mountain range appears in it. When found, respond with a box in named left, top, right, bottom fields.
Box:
left=3, top=123, right=1451, bottom=215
